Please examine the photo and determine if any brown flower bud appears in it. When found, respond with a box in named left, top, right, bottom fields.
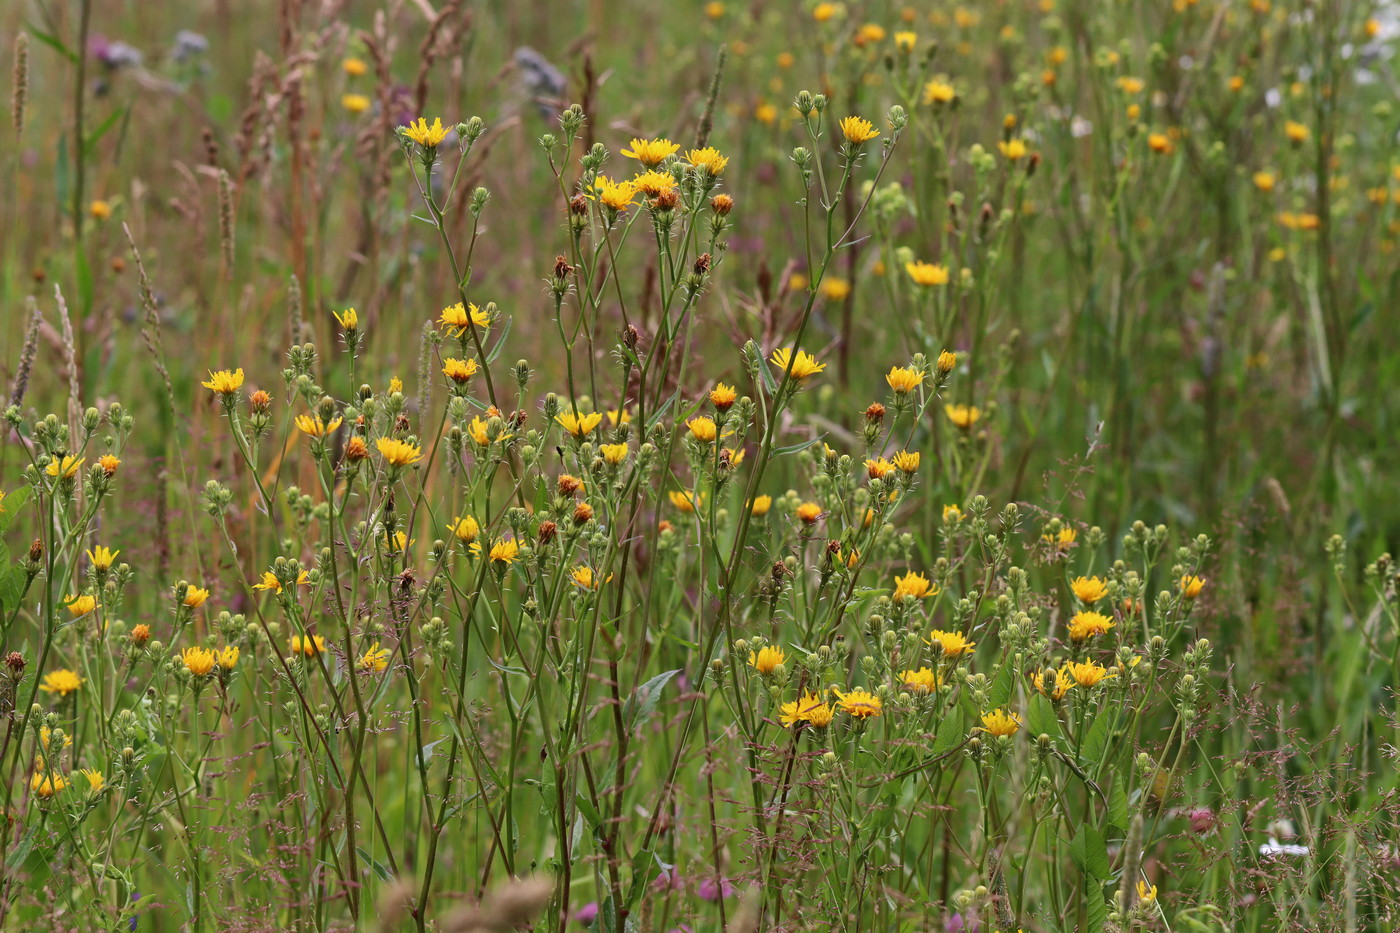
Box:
left=573, top=502, right=594, bottom=525
left=569, top=193, right=588, bottom=215
left=28, top=539, right=43, bottom=562
left=693, top=253, right=712, bottom=275
left=4, top=652, right=25, bottom=674
left=250, top=390, right=272, bottom=414
left=537, top=521, right=558, bottom=545
left=711, top=193, right=734, bottom=216
left=864, top=402, right=886, bottom=423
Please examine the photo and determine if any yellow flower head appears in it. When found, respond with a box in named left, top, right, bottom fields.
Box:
left=86, top=546, right=119, bottom=571
left=1284, top=120, right=1309, bottom=143
left=376, top=437, right=423, bottom=467
left=834, top=687, right=883, bottom=718
left=450, top=515, right=480, bottom=543
left=600, top=443, right=630, bottom=465
left=840, top=116, right=880, bottom=144
left=854, top=23, right=886, bottom=46
left=343, top=57, right=368, bottom=76
left=748, top=645, right=785, bottom=675
left=901, top=667, right=941, bottom=694
left=669, top=490, right=701, bottom=513
left=77, top=769, right=104, bottom=793
left=31, top=772, right=68, bottom=798
left=709, top=383, right=738, bottom=409
left=895, top=31, right=918, bottom=52
left=1116, top=76, right=1146, bottom=95
left=402, top=117, right=449, bottom=148
left=944, top=403, right=982, bottom=429
left=1067, top=660, right=1113, bottom=688
left=442, top=357, right=479, bottom=384
left=865, top=457, right=895, bottom=480
left=202, top=368, right=245, bottom=395
left=886, top=365, right=924, bottom=395
left=906, top=261, right=950, bottom=286
left=813, top=2, right=839, bottom=22
left=89, top=199, right=112, bottom=219
left=1068, top=610, right=1115, bottom=642
left=780, top=690, right=832, bottom=727
left=893, top=571, right=936, bottom=602
left=46, top=455, right=86, bottom=479
left=1070, top=576, right=1109, bottom=603
left=439, top=301, right=490, bottom=335
left=998, top=139, right=1029, bottom=161
left=687, top=416, right=718, bottom=442
left=296, top=414, right=344, bottom=438
left=980, top=708, right=1021, bottom=737
left=359, top=641, right=390, bottom=673
left=632, top=170, right=678, bottom=198
left=892, top=450, right=921, bottom=473
left=1148, top=132, right=1174, bottom=154
left=686, top=147, right=730, bottom=175
left=1032, top=666, right=1073, bottom=700
left=342, top=93, right=370, bottom=114
left=290, top=634, right=327, bottom=657
left=1179, top=574, right=1206, bottom=598
left=795, top=501, right=823, bottom=525
left=1136, top=881, right=1158, bottom=904
left=489, top=538, right=520, bottom=565
left=98, top=454, right=121, bottom=475
left=924, top=78, right=955, bottom=104
left=40, top=669, right=84, bottom=696
left=749, top=494, right=773, bottom=516
left=570, top=565, right=601, bottom=590
left=218, top=645, right=239, bottom=670
left=621, top=137, right=680, bottom=168
left=65, top=594, right=98, bottom=617
left=183, top=586, right=211, bottom=609
left=928, top=629, right=975, bottom=657
left=943, top=504, right=964, bottom=523
left=593, top=176, right=638, bottom=212
left=557, top=410, right=603, bottom=438
left=770, top=347, right=826, bottom=381
left=181, top=646, right=217, bottom=677
left=254, top=569, right=310, bottom=593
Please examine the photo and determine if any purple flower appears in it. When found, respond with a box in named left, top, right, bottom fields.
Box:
left=652, top=867, right=683, bottom=892
left=574, top=902, right=598, bottom=926
left=698, top=877, right=734, bottom=902
left=945, top=914, right=980, bottom=933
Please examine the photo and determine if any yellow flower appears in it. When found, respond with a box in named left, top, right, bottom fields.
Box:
left=466, top=416, right=494, bottom=447
left=359, top=641, right=390, bottom=673
left=770, top=347, right=826, bottom=381
left=593, top=176, right=638, bottom=212
left=290, top=634, right=327, bottom=657
left=821, top=277, right=852, bottom=301
left=813, top=2, right=839, bottom=22
left=40, top=669, right=84, bottom=696
left=46, top=455, right=86, bottom=478
left=570, top=566, right=601, bottom=590
left=704, top=1, right=725, bottom=18
left=183, top=586, right=211, bottom=609
left=1068, top=610, right=1115, bottom=642
left=557, top=410, right=603, bottom=438
left=709, top=383, right=738, bottom=409
left=795, top=501, right=823, bottom=525
left=901, top=667, right=940, bottom=694
left=600, top=443, right=629, bottom=465
left=1066, top=660, right=1113, bottom=688
left=439, top=301, right=491, bottom=335
left=924, top=78, right=955, bottom=104
left=389, top=377, right=404, bottom=393
left=1148, top=133, right=1174, bottom=154
left=895, top=31, right=917, bottom=52
left=384, top=530, right=411, bottom=552
left=1116, top=76, right=1146, bottom=95
left=621, top=137, right=679, bottom=168
left=402, top=116, right=449, bottom=148
left=450, top=515, right=480, bottom=543
left=943, top=504, right=964, bottom=523
left=892, top=450, right=920, bottom=474
left=906, top=260, right=950, bottom=286
left=779, top=690, right=830, bottom=727
left=376, top=437, right=423, bottom=467
left=804, top=700, right=835, bottom=727
left=65, top=594, right=98, bottom=617
left=893, top=572, right=936, bottom=602
left=1253, top=171, right=1275, bottom=192
left=442, top=357, right=479, bottom=384
left=839, top=116, right=880, bottom=144
left=218, top=646, right=239, bottom=670
left=254, top=569, right=310, bottom=593
left=687, top=416, right=718, bottom=442
left=1284, top=120, right=1309, bottom=143
left=1070, top=576, right=1109, bottom=603
left=1179, top=574, right=1205, bottom=598
left=748, top=645, right=785, bottom=675
left=1228, top=75, right=1245, bottom=92
left=686, top=147, right=730, bottom=175
left=834, top=687, right=883, bottom=718
left=89, top=199, right=112, bottom=219
left=181, top=646, right=217, bottom=677
left=202, top=368, right=245, bottom=395
left=865, top=457, right=895, bottom=479
left=342, top=93, right=370, bottom=114
left=31, top=772, right=68, bottom=798
left=669, top=490, right=700, bottom=513
left=1136, top=881, right=1158, bottom=905
left=98, top=454, right=121, bottom=475
left=1032, top=666, right=1073, bottom=700
left=343, top=57, right=368, bottom=76
left=980, top=708, right=1021, bottom=737
left=77, top=769, right=104, bottom=793
left=296, top=414, right=343, bottom=437
left=334, top=308, right=358, bottom=330
left=632, top=170, right=677, bottom=198
left=944, top=403, right=982, bottom=429
left=1043, top=526, right=1077, bottom=548
left=749, top=494, right=773, bottom=516
left=886, top=365, right=923, bottom=395
left=489, top=538, right=520, bottom=565
left=928, top=629, right=975, bottom=657
left=998, top=139, right=1028, bottom=161
left=86, top=546, right=118, bottom=571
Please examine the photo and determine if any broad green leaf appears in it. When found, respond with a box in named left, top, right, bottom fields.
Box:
left=1080, top=711, right=1111, bottom=765
left=622, top=668, right=680, bottom=734
left=1027, top=693, right=1063, bottom=744
left=930, top=706, right=964, bottom=759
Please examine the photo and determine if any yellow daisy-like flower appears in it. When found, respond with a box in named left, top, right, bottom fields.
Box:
left=779, top=690, right=830, bottom=728
left=687, top=416, right=718, bottom=442
left=1137, top=881, right=1158, bottom=905
left=905, top=261, right=950, bottom=286
left=1284, top=120, right=1309, bottom=143
left=998, top=139, right=1029, bottom=161
left=1044, top=526, right=1078, bottom=548
left=402, top=116, right=449, bottom=148
left=621, top=137, right=680, bottom=167
left=201, top=368, right=245, bottom=395
left=686, top=147, right=730, bottom=175
left=770, top=347, right=826, bottom=381
left=839, top=116, right=880, bottom=144
left=944, top=403, right=982, bottom=429
left=1148, top=132, right=1174, bottom=155
left=943, top=504, right=964, bottom=523
left=218, top=646, right=239, bottom=670
left=795, top=501, right=823, bottom=525
left=290, top=634, right=327, bottom=657
left=1032, top=666, right=1073, bottom=700
left=556, top=411, right=603, bottom=438
left=359, top=642, right=390, bottom=673
left=1070, top=576, right=1109, bottom=603
left=31, top=772, right=68, bottom=798
left=886, top=365, right=923, bottom=395
left=600, top=443, right=629, bottom=465
left=892, top=450, right=920, bottom=473
left=89, top=199, right=112, bottom=219
left=40, top=669, right=84, bottom=696
left=343, top=57, right=368, bottom=76
left=820, top=277, right=851, bottom=301
left=376, top=437, right=423, bottom=467
left=570, top=565, right=602, bottom=590
left=669, top=490, right=700, bottom=513
left=46, top=455, right=86, bottom=479
left=901, top=667, right=940, bottom=694
left=895, top=31, right=917, bottom=52
left=181, top=646, right=217, bottom=677
left=865, top=457, right=895, bottom=479
left=709, top=383, right=738, bottom=409
left=924, top=78, right=955, bottom=104
left=98, top=454, right=121, bottom=475
left=439, top=301, right=491, bottom=335
left=253, top=570, right=311, bottom=594
left=749, top=494, right=773, bottom=516
left=937, top=350, right=958, bottom=375
left=593, top=176, right=638, bottom=212
left=86, top=546, right=119, bottom=571
left=450, top=515, right=480, bottom=543
left=748, top=645, right=785, bottom=675
left=1068, top=610, right=1115, bottom=643
left=489, top=538, right=520, bottom=565
left=442, top=357, right=479, bottom=384
left=804, top=699, right=835, bottom=727
left=980, top=708, right=1021, bottom=737
left=928, top=629, right=975, bottom=657
left=893, top=571, right=936, bottom=602
left=76, top=769, right=104, bottom=793
left=1179, top=574, right=1206, bottom=598
left=342, top=93, right=370, bottom=114
left=295, top=414, right=343, bottom=438
left=65, top=594, right=98, bottom=617
left=1066, top=660, right=1113, bottom=688
left=183, top=586, right=211, bottom=609
left=1116, top=76, right=1146, bottom=95
left=834, top=687, right=883, bottom=718
left=632, top=170, right=678, bottom=198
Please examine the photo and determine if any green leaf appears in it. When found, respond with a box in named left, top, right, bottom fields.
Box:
left=1080, top=711, right=1111, bottom=765
left=987, top=659, right=1016, bottom=710
left=1070, top=824, right=1110, bottom=880
left=24, top=25, right=78, bottom=63
left=930, top=706, right=964, bottom=759
left=0, top=486, right=32, bottom=534
left=355, top=846, right=395, bottom=883
left=83, top=105, right=129, bottom=158
left=1027, top=693, right=1063, bottom=744
left=622, top=668, right=680, bottom=734
left=1108, top=775, right=1130, bottom=832
left=1085, top=879, right=1109, bottom=932
left=0, top=566, right=28, bottom=614
left=623, top=848, right=670, bottom=908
